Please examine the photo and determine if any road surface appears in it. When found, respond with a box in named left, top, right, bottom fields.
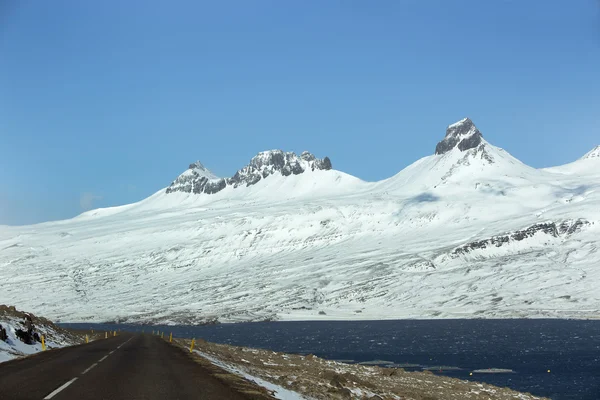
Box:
left=0, top=334, right=262, bottom=399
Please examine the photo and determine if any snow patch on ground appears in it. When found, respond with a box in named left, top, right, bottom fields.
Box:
left=194, top=350, right=308, bottom=400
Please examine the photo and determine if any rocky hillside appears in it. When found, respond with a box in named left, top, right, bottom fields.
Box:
left=0, top=305, right=85, bottom=363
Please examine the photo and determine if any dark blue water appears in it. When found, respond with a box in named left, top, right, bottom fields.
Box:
left=60, top=320, right=600, bottom=400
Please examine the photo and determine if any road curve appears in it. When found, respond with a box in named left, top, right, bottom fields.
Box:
left=0, top=334, right=261, bottom=399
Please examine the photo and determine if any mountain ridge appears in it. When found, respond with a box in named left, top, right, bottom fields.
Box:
left=166, top=150, right=332, bottom=196
left=159, top=117, right=596, bottom=203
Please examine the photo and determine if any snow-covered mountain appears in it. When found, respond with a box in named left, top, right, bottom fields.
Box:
left=1, top=118, right=599, bottom=324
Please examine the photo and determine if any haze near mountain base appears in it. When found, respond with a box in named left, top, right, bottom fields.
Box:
left=0, top=118, right=598, bottom=324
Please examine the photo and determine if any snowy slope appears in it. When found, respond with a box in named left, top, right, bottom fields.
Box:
left=543, top=145, right=600, bottom=177
left=0, top=306, right=83, bottom=363
left=0, top=119, right=599, bottom=323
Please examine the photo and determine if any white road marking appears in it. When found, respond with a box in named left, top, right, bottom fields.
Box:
left=81, top=363, right=98, bottom=375
left=44, top=336, right=134, bottom=398
left=111, top=336, right=132, bottom=351
left=118, top=337, right=133, bottom=349
left=43, top=377, right=78, bottom=399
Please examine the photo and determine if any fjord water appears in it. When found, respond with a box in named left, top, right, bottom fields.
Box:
left=61, top=319, right=600, bottom=400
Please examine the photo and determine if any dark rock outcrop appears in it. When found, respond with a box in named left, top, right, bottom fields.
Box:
left=166, top=161, right=225, bottom=195
left=452, top=219, right=589, bottom=257
left=14, top=315, right=39, bottom=345
left=227, top=150, right=331, bottom=188
left=435, top=118, right=483, bottom=155
left=558, top=219, right=589, bottom=235
left=166, top=150, right=333, bottom=195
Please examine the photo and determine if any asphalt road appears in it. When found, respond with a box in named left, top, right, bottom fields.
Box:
left=0, top=334, right=258, bottom=400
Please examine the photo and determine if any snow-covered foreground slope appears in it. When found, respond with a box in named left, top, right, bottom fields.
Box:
left=0, top=119, right=599, bottom=323
left=0, top=306, right=83, bottom=362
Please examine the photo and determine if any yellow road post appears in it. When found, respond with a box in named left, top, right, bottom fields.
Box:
left=85, top=334, right=89, bottom=344
left=169, top=332, right=172, bottom=343
left=190, top=338, right=195, bottom=353
left=41, top=335, right=46, bottom=351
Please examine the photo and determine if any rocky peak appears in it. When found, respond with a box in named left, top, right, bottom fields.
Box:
left=187, top=161, right=219, bottom=179
left=300, top=151, right=316, bottom=162
left=229, top=150, right=332, bottom=188
left=166, top=150, right=332, bottom=196
left=166, top=160, right=224, bottom=195
left=435, top=118, right=483, bottom=155
left=581, top=145, right=600, bottom=160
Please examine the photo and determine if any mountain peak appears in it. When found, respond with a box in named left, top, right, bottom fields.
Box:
left=581, top=145, right=600, bottom=160
left=435, top=118, right=483, bottom=155
left=188, top=161, right=219, bottom=179
left=229, top=150, right=331, bottom=188
left=166, top=150, right=332, bottom=196
left=166, top=160, right=223, bottom=195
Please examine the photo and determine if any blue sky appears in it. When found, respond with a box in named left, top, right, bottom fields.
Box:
left=1, top=1, right=599, bottom=225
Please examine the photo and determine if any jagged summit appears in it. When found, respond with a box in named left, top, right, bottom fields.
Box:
left=581, top=145, right=600, bottom=160
left=187, top=161, right=219, bottom=179
left=229, top=150, right=332, bottom=188
left=166, top=161, right=223, bottom=195
left=435, top=118, right=483, bottom=155
left=166, top=150, right=332, bottom=195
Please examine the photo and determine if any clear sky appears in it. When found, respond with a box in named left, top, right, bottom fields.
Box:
left=1, top=1, right=599, bottom=225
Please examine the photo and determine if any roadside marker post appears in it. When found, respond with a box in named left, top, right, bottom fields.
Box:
left=105, top=332, right=108, bottom=339
left=85, top=334, right=89, bottom=344
left=190, top=338, right=195, bottom=353
left=169, top=332, right=172, bottom=343
left=41, top=335, right=46, bottom=351
left=113, top=331, right=116, bottom=337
